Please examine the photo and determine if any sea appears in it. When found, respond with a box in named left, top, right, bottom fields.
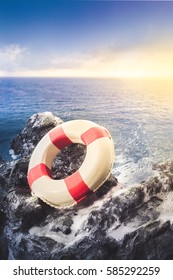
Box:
left=0, top=77, right=173, bottom=186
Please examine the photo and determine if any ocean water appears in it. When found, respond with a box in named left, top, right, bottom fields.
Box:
left=0, top=77, right=173, bottom=186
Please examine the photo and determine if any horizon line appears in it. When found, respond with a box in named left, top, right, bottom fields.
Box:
left=0, top=75, right=173, bottom=80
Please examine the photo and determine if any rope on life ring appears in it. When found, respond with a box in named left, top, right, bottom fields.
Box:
left=27, top=120, right=114, bottom=208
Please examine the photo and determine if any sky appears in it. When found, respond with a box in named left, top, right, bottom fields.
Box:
left=0, top=0, right=173, bottom=78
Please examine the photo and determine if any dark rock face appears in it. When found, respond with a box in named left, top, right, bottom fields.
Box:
left=0, top=112, right=173, bottom=260
left=10, top=112, right=62, bottom=158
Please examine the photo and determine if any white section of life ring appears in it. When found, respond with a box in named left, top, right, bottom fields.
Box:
left=27, top=120, right=114, bottom=207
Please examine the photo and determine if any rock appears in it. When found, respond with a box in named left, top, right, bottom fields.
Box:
left=10, top=112, right=62, bottom=158
left=52, top=143, right=87, bottom=179
left=0, top=112, right=173, bottom=260
left=0, top=234, right=8, bottom=260
left=0, top=157, right=5, bottom=164
left=0, top=185, right=8, bottom=259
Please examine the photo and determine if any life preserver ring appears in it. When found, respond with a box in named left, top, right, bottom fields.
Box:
left=27, top=120, right=114, bottom=207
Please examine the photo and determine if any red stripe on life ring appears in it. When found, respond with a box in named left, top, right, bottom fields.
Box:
left=81, top=127, right=110, bottom=145
left=49, top=126, right=72, bottom=150
left=27, top=163, right=52, bottom=189
left=64, top=171, right=93, bottom=203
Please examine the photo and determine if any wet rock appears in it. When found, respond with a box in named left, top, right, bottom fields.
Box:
left=7, top=159, right=29, bottom=189
left=0, top=157, right=5, bottom=164
left=0, top=234, right=8, bottom=260
left=0, top=198, right=8, bottom=260
left=52, top=143, right=87, bottom=179
left=10, top=112, right=62, bottom=158
left=0, top=112, right=173, bottom=260
left=10, top=235, right=59, bottom=260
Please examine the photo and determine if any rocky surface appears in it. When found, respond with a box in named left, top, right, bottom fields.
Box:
left=0, top=112, right=173, bottom=260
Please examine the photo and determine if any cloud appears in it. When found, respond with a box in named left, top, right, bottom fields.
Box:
left=50, top=50, right=111, bottom=72
left=1, top=40, right=173, bottom=78
left=0, top=44, right=28, bottom=74
left=0, top=44, right=22, bottom=60
left=50, top=52, right=96, bottom=70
